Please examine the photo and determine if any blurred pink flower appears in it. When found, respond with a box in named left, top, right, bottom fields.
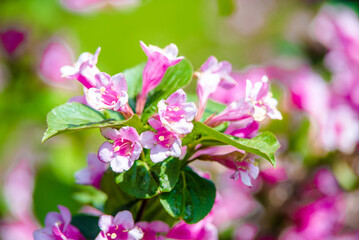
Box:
left=260, top=166, right=287, bottom=185
left=140, top=116, right=182, bottom=163
left=196, top=56, right=236, bottom=119
left=61, top=47, right=101, bottom=89
left=167, top=215, right=218, bottom=240
left=60, top=0, right=139, bottom=12
left=235, top=223, right=258, bottom=240
left=75, top=153, right=108, bottom=189
left=0, top=28, right=26, bottom=56
left=157, top=89, right=197, bottom=135
left=0, top=160, right=39, bottom=240
left=136, top=41, right=183, bottom=114
left=135, top=221, right=169, bottom=240
left=98, top=127, right=142, bottom=173
left=39, top=40, right=74, bottom=86
left=280, top=169, right=346, bottom=240
left=86, top=72, right=129, bottom=111
left=96, top=210, right=143, bottom=240
left=34, top=205, right=86, bottom=240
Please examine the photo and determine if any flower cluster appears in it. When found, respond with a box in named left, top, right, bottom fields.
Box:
left=36, top=41, right=282, bottom=240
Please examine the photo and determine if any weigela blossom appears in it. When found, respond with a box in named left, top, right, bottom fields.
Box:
left=86, top=72, right=129, bottom=111
left=192, top=146, right=259, bottom=187
left=157, top=89, right=197, bottom=135
left=135, top=221, right=169, bottom=240
left=196, top=56, right=236, bottom=120
left=245, top=76, right=282, bottom=121
left=96, top=211, right=143, bottom=240
left=33, top=205, right=85, bottom=240
left=207, top=76, right=282, bottom=126
left=98, top=127, right=142, bottom=173
left=136, top=41, right=184, bottom=114
left=75, top=153, right=108, bottom=189
left=61, top=47, right=101, bottom=89
left=140, top=116, right=182, bottom=163
left=167, top=213, right=218, bottom=240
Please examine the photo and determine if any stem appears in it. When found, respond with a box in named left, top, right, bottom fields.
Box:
left=135, top=199, right=148, bottom=222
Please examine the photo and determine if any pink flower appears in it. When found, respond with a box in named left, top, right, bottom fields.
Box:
left=96, top=211, right=143, bottom=240
left=191, top=146, right=259, bottom=187
left=224, top=118, right=259, bottom=139
left=196, top=56, right=236, bottom=120
left=136, top=41, right=183, bottom=114
left=0, top=28, right=26, bottom=56
left=86, top=72, right=129, bottom=111
left=98, top=127, right=142, bottom=173
left=167, top=218, right=218, bottom=240
left=207, top=76, right=281, bottom=126
left=230, top=155, right=259, bottom=187
left=157, top=89, right=197, bottom=135
left=39, top=40, right=74, bottom=86
left=140, top=116, right=182, bottom=163
left=135, top=221, right=169, bottom=240
left=235, top=224, right=258, bottom=240
left=244, top=76, right=282, bottom=121
left=34, top=205, right=86, bottom=240
left=75, top=153, right=108, bottom=189
left=61, top=47, right=101, bottom=89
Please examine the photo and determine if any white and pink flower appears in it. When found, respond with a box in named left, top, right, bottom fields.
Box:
left=136, top=41, right=183, bottom=114
left=96, top=211, right=143, bottom=240
left=61, top=47, right=101, bottom=89
left=157, top=89, right=197, bottom=135
left=86, top=72, right=129, bottom=111
left=33, top=206, right=85, bottom=240
left=196, top=56, right=236, bottom=120
left=140, top=116, right=182, bottom=163
left=98, top=127, right=142, bottom=173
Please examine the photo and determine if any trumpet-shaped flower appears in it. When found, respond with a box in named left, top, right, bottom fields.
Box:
left=61, top=47, right=101, bottom=89
left=207, top=76, right=281, bottom=126
left=86, top=72, right=128, bottom=111
left=75, top=153, right=108, bottom=189
left=98, top=127, right=142, bottom=173
left=245, top=76, right=282, bottom=121
left=157, top=89, right=197, bottom=135
left=136, top=221, right=169, bottom=240
left=33, top=205, right=85, bottom=240
left=96, top=211, right=143, bottom=240
left=196, top=56, right=236, bottom=119
left=140, top=116, right=182, bottom=163
left=192, top=146, right=259, bottom=187
left=136, top=41, right=183, bottom=114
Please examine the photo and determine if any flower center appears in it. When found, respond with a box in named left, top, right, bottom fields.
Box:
left=100, top=85, right=119, bottom=106
left=155, top=128, right=176, bottom=147
left=113, top=139, right=133, bottom=156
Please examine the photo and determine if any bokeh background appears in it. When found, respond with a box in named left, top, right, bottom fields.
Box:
left=1, top=0, right=359, bottom=239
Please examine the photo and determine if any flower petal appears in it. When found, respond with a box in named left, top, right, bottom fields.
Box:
left=98, top=141, right=115, bottom=163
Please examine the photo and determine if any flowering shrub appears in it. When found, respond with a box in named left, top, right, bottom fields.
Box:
left=36, top=41, right=281, bottom=239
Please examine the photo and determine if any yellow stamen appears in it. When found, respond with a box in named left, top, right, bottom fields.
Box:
left=159, top=136, right=165, bottom=141
left=173, top=106, right=180, bottom=111
left=100, top=87, right=106, bottom=94
left=111, top=233, right=117, bottom=239
left=114, top=146, right=120, bottom=152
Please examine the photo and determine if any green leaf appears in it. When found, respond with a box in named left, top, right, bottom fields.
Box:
left=184, top=122, right=280, bottom=166
left=100, top=170, right=138, bottom=214
left=42, top=102, right=147, bottom=142
left=71, top=214, right=100, bottom=240
left=142, top=59, right=193, bottom=122
left=123, top=62, right=145, bottom=99
left=123, top=62, right=145, bottom=110
left=159, top=167, right=216, bottom=224
left=116, top=157, right=181, bottom=199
